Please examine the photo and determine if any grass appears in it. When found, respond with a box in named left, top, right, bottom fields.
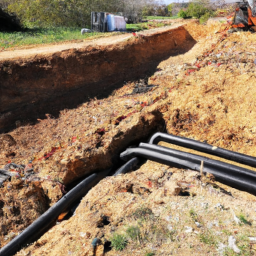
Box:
left=238, top=214, right=251, bottom=226
left=145, top=16, right=179, bottom=20
left=110, top=233, right=128, bottom=251
left=126, top=21, right=166, bottom=32
left=0, top=27, right=108, bottom=49
left=0, top=20, right=170, bottom=49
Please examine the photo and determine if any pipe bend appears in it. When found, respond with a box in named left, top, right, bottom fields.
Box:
left=0, top=169, right=111, bottom=256
left=114, top=157, right=139, bottom=176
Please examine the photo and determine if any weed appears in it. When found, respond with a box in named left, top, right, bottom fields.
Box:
left=222, top=229, right=232, bottom=236
left=189, top=208, right=198, bottom=221
left=238, top=214, right=251, bottom=226
left=199, top=231, right=217, bottom=246
left=110, top=233, right=128, bottom=251
left=145, top=252, right=155, bottom=256
left=126, top=226, right=141, bottom=241
left=132, top=206, right=154, bottom=221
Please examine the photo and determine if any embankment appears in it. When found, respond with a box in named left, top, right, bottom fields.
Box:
left=0, top=25, right=196, bottom=132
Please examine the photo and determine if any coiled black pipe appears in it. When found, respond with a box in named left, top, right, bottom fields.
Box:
left=120, top=146, right=256, bottom=195
left=149, top=132, right=256, bottom=168
left=0, top=169, right=111, bottom=256
left=114, top=157, right=140, bottom=176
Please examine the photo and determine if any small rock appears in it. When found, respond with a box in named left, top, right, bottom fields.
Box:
left=167, top=225, right=173, bottom=231
left=215, top=203, right=224, bottom=210
left=228, top=236, right=241, bottom=254
left=184, top=226, right=193, bottom=233
left=249, top=237, right=256, bottom=243
left=195, top=222, right=201, bottom=228
left=165, top=215, right=172, bottom=222
left=217, top=243, right=227, bottom=256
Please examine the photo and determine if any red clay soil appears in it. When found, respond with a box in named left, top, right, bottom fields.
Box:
left=0, top=25, right=196, bottom=133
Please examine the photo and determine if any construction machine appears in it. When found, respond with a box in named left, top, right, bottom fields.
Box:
left=230, top=0, right=256, bottom=32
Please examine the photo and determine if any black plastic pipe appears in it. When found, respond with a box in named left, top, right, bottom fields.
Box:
left=0, top=169, right=111, bottom=256
left=120, top=146, right=256, bottom=195
left=114, top=157, right=140, bottom=176
left=149, top=132, right=256, bottom=168
left=139, top=143, right=256, bottom=179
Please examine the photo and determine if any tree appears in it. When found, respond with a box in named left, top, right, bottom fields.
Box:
left=5, top=0, right=157, bottom=27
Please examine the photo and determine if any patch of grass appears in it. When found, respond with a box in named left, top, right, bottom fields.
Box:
left=126, top=225, right=141, bottom=241
left=145, top=252, right=155, bottom=256
left=199, top=231, right=218, bottom=246
left=110, top=233, right=128, bottom=251
left=0, top=27, right=107, bottom=49
left=145, top=16, right=175, bottom=20
left=189, top=208, right=198, bottom=221
left=132, top=206, right=154, bottom=221
left=238, top=214, right=251, bottom=226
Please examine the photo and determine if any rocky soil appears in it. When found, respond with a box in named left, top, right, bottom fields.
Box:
left=1, top=20, right=256, bottom=255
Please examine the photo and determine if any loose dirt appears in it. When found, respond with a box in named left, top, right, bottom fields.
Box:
left=1, top=19, right=256, bottom=256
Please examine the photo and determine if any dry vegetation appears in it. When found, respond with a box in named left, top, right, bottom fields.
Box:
left=1, top=20, right=256, bottom=255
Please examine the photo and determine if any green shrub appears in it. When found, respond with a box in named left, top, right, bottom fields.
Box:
left=126, top=226, right=141, bottom=241
left=199, top=12, right=211, bottom=24
left=110, top=233, right=128, bottom=251
left=178, top=10, right=189, bottom=19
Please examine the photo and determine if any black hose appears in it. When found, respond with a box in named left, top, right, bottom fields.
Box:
left=149, top=132, right=256, bottom=168
left=114, top=157, right=140, bottom=176
left=0, top=169, right=111, bottom=256
left=120, top=147, right=256, bottom=195
left=139, top=143, right=256, bottom=179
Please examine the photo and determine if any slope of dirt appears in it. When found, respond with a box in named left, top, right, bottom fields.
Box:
left=0, top=24, right=195, bottom=133
left=2, top=20, right=256, bottom=255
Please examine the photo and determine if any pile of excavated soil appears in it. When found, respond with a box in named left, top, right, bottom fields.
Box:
left=1, top=20, right=256, bottom=255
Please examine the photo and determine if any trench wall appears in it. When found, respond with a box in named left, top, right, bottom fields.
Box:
left=0, top=26, right=196, bottom=132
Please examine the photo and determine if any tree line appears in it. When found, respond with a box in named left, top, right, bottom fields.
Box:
left=0, top=0, right=160, bottom=27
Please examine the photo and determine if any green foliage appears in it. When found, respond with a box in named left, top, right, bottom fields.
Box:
left=178, top=10, right=189, bottom=19
left=189, top=208, right=198, bottom=221
left=167, top=4, right=173, bottom=16
left=178, top=1, right=213, bottom=20
left=126, top=226, right=141, bottom=241
left=199, top=231, right=217, bottom=246
left=110, top=233, right=128, bottom=251
left=6, top=0, right=153, bottom=28
left=238, top=214, right=251, bottom=225
left=145, top=252, right=155, bottom=256
left=199, top=12, right=211, bottom=24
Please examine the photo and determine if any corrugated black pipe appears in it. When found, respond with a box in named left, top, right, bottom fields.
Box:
left=149, top=132, right=256, bottom=168
left=114, top=157, right=140, bottom=176
left=0, top=169, right=111, bottom=256
left=120, top=146, right=256, bottom=195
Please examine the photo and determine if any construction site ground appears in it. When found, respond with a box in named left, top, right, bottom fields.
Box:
left=1, top=19, right=256, bottom=256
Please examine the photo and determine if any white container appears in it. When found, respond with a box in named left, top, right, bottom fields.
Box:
left=114, top=16, right=126, bottom=31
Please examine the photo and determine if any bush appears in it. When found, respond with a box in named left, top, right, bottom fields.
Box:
left=110, top=233, right=128, bottom=251
left=199, top=12, right=211, bottom=24
left=178, top=10, right=189, bottom=19
left=126, top=226, right=141, bottom=241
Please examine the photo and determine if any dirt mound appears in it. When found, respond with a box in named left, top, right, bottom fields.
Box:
left=1, top=20, right=256, bottom=255
left=0, top=7, right=22, bottom=32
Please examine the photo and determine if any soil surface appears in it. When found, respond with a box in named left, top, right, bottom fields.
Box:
left=1, top=19, right=256, bottom=256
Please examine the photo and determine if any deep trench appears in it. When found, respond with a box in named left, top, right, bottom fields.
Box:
left=0, top=26, right=197, bottom=133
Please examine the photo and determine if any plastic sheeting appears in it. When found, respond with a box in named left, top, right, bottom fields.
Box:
left=114, top=16, right=126, bottom=31
left=107, top=14, right=126, bottom=32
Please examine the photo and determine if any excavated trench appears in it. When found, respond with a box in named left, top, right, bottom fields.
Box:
left=0, top=25, right=196, bottom=132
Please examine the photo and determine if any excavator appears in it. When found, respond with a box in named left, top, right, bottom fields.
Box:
left=230, top=0, right=256, bottom=32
